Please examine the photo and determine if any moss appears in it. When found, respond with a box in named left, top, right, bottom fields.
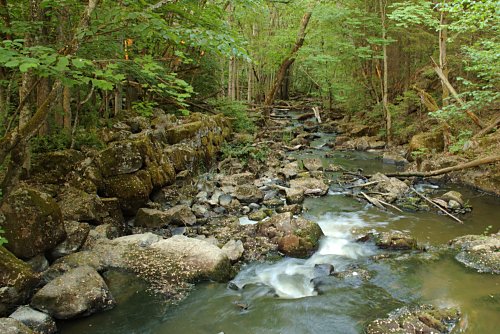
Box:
left=166, top=121, right=203, bottom=144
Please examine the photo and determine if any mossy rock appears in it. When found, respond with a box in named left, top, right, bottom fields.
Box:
left=165, top=145, right=196, bottom=172
left=103, top=171, right=153, bottom=215
left=31, top=150, right=85, bottom=184
left=408, top=130, right=445, bottom=157
left=0, top=187, right=66, bottom=259
left=165, top=121, right=203, bottom=145
left=0, top=247, right=39, bottom=316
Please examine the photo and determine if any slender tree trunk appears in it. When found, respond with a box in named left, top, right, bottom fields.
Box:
left=379, top=0, right=391, bottom=147
left=63, top=86, right=72, bottom=131
left=438, top=8, right=449, bottom=106
left=264, top=6, right=314, bottom=118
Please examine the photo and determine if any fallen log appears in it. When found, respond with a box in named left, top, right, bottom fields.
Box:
left=385, top=155, right=500, bottom=178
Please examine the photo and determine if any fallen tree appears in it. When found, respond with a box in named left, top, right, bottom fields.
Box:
left=385, top=155, right=500, bottom=178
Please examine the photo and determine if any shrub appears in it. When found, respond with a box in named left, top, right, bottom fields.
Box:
left=207, top=98, right=255, bottom=133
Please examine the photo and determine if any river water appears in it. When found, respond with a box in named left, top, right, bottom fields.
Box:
left=60, top=132, right=500, bottom=334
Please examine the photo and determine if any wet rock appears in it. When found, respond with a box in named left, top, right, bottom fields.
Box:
left=382, top=152, right=408, bottom=166
left=289, top=177, right=329, bottom=196
left=314, top=264, right=335, bottom=276
left=50, top=221, right=90, bottom=260
left=369, top=173, right=409, bottom=203
left=257, top=213, right=323, bottom=258
left=9, top=306, right=57, bottom=334
left=134, top=208, right=170, bottom=228
left=232, top=185, right=264, bottom=204
left=303, top=158, right=323, bottom=171
left=248, top=210, right=269, bottom=221
left=366, top=231, right=419, bottom=250
left=332, top=266, right=371, bottom=280
left=0, top=247, right=39, bottom=317
left=163, top=205, right=196, bottom=226
left=150, top=235, right=232, bottom=281
left=449, top=233, right=500, bottom=274
left=26, top=255, right=49, bottom=273
left=366, top=304, right=460, bottom=334
left=285, top=187, right=305, bottom=204
left=0, top=318, right=35, bottom=334
left=0, top=187, right=66, bottom=259
left=221, top=240, right=244, bottom=262
left=31, top=266, right=115, bottom=319
left=439, top=191, right=464, bottom=207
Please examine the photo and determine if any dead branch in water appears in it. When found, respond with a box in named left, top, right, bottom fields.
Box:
left=410, top=187, right=463, bottom=224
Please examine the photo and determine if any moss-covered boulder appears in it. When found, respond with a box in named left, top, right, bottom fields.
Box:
left=257, top=212, right=323, bottom=258
left=0, top=318, right=35, bottom=334
left=165, top=144, right=196, bottom=172
left=408, top=130, right=445, bottom=158
left=166, top=121, right=203, bottom=145
left=103, top=171, right=153, bottom=215
left=97, top=140, right=146, bottom=177
left=0, top=188, right=66, bottom=259
left=31, top=150, right=85, bottom=185
left=57, top=187, right=104, bottom=223
left=368, top=230, right=419, bottom=251
left=0, top=247, right=39, bottom=317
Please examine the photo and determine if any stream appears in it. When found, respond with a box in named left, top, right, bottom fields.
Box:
left=60, top=121, right=500, bottom=334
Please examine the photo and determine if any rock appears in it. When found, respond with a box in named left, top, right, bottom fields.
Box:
left=449, top=233, right=500, bottom=274
left=448, top=200, right=461, bottom=210
left=366, top=304, right=460, bottom=334
left=285, top=187, right=305, bottom=204
left=221, top=240, right=244, bottom=262
left=30, top=150, right=85, bottom=185
left=31, top=266, right=115, bottom=319
left=233, top=185, right=264, bottom=204
left=0, top=247, right=39, bottom=317
left=50, top=221, right=90, bottom=260
left=382, top=152, right=408, bottom=165
left=0, top=318, right=35, bottom=334
left=257, top=213, right=323, bottom=258
left=97, top=140, right=144, bottom=177
left=26, top=255, right=49, bottom=273
left=218, top=194, right=233, bottom=207
left=103, top=171, right=153, bottom=215
left=276, top=204, right=303, bottom=215
left=408, top=131, right=445, bottom=158
left=289, top=177, right=329, bottom=196
left=112, top=232, right=161, bottom=248
left=220, top=172, right=255, bottom=186
left=332, top=266, right=371, bottom=280
left=57, top=187, right=104, bottom=223
left=302, top=158, right=323, bottom=171
left=43, top=251, right=106, bottom=283
left=134, top=208, right=170, bottom=228
left=262, top=198, right=284, bottom=208
left=9, top=306, right=57, bottom=334
left=164, top=205, right=196, bottom=226
left=369, top=173, right=409, bottom=203
left=314, top=264, right=335, bottom=276
left=440, top=191, right=464, bottom=206
left=370, top=231, right=419, bottom=250
left=191, top=204, right=209, bottom=218
left=279, top=161, right=300, bottom=179
left=350, top=124, right=374, bottom=137
left=150, top=236, right=232, bottom=281
left=0, top=187, right=66, bottom=259
left=248, top=210, right=269, bottom=221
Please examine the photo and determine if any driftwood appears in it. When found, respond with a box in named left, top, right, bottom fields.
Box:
left=385, top=155, right=500, bottom=178
left=360, top=192, right=385, bottom=210
left=410, top=187, right=463, bottom=224
left=346, top=180, right=381, bottom=189
left=472, top=115, right=500, bottom=139
left=312, top=106, right=322, bottom=124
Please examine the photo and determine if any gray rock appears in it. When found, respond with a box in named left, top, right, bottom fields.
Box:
left=9, top=306, right=57, bottom=334
left=279, top=161, right=300, bottom=179
left=241, top=206, right=251, bottom=215
left=248, top=203, right=260, bottom=210
left=221, top=240, right=244, bottom=261
left=50, top=221, right=90, bottom=260
left=276, top=204, right=303, bottom=215
left=370, top=173, right=409, bottom=203
left=219, top=194, right=233, bottom=207
left=164, top=205, right=196, bottom=226
left=191, top=204, right=209, bottom=218
left=0, top=318, right=34, bottom=334
left=263, top=190, right=278, bottom=201
left=220, top=172, right=255, bottom=186
left=31, top=266, right=115, bottom=319
left=440, top=191, right=464, bottom=206
left=26, top=255, right=49, bottom=273
left=134, top=208, right=170, bottom=228
left=382, top=152, right=408, bottom=165
left=449, top=233, right=500, bottom=274
left=57, top=187, right=104, bottom=223
left=112, top=232, right=161, bottom=248
left=233, top=185, right=264, bottom=204
left=369, top=230, right=419, bottom=250
left=285, top=187, right=305, bottom=204
left=302, top=158, right=323, bottom=171
left=289, top=177, right=329, bottom=196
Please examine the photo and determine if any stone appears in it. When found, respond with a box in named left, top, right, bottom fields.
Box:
left=9, top=306, right=57, bottom=334
left=285, top=187, right=305, bottom=204
left=218, top=194, right=233, bottom=207
left=233, top=185, right=264, bottom=204
left=369, top=173, right=409, bottom=203
left=26, top=255, right=49, bottom=273
left=191, top=204, right=209, bottom=218
left=276, top=204, right=303, bottom=215
left=0, top=247, right=39, bottom=317
left=221, top=240, right=244, bottom=261
left=103, top=171, right=153, bottom=215
left=408, top=131, right=445, bottom=158
left=220, top=172, right=255, bottom=186
left=42, top=251, right=106, bottom=283
left=248, top=210, right=268, bottom=221
left=279, top=161, right=300, bottom=179
left=97, top=140, right=144, bottom=177
left=50, top=221, right=90, bottom=260
left=302, top=158, right=323, bottom=171
left=30, top=150, right=85, bottom=185
left=440, top=191, right=464, bottom=206
left=448, top=200, right=461, bottom=210
left=289, top=177, right=329, bottom=196
left=0, top=187, right=66, bottom=259
left=31, top=266, right=115, bottom=319
left=134, top=208, right=170, bottom=228
left=163, top=205, right=196, bottom=226
left=382, top=152, right=408, bottom=165
left=449, top=233, right=500, bottom=274
left=371, top=231, right=419, bottom=250
left=112, top=233, right=161, bottom=248
left=0, top=318, right=35, bottom=334
left=150, top=236, right=232, bottom=281
left=314, top=264, right=335, bottom=276
left=57, top=187, right=103, bottom=223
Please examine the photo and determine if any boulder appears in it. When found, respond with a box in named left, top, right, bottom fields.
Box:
left=370, top=231, right=419, bottom=250
left=31, top=266, right=115, bottom=319
left=232, top=185, right=264, bottom=204
left=382, top=152, right=408, bottom=165
left=134, top=208, right=170, bottom=228
left=408, top=131, right=445, bottom=157
left=369, top=173, right=409, bottom=203
left=97, top=140, right=144, bottom=177
left=221, top=240, right=244, bottom=262
left=449, top=233, right=500, bottom=274
left=57, top=187, right=104, bottom=223
left=439, top=191, right=464, bottom=206
left=276, top=204, right=303, bottom=215
left=103, top=171, right=153, bottom=215
left=257, top=213, right=323, bottom=258
left=163, top=205, right=196, bottom=226
left=0, top=318, right=35, bottom=334
left=0, top=247, right=39, bottom=317
left=42, top=251, right=106, bottom=283
left=112, top=233, right=161, bottom=248
left=302, top=158, right=323, bottom=171
left=31, top=150, right=85, bottom=185
left=280, top=161, right=300, bottom=179
left=9, top=306, right=57, bottom=334
left=289, top=177, right=329, bottom=196
left=150, top=235, right=232, bottom=281
left=285, top=187, right=305, bottom=204
left=50, top=221, right=90, bottom=260
left=366, top=304, right=460, bottom=334
left=220, top=172, right=255, bottom=186
left=0, top=187, right=66, bottom=259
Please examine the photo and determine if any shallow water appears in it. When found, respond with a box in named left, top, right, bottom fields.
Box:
left=60, top=146, right=500, bottom=334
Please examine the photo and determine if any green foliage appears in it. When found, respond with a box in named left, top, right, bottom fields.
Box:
left=132, top=101, right=158, bottom=118
left=449, top=130, right=473, bottom=154
left=411, top=147, right=429, bottom=160
left=0, top=226, right=7, bottom=246
left=221, top=140, right=268, bottom=166
left=31, top=132, right=71, bottom=153
left=72, top=130, right=105, bottom=150
left=208, top=98, right=255, bottom=134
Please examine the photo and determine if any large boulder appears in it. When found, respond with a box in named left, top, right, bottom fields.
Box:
left=9, top=306, right=57, bottom=334
left=0, top=318, right=35, bottom=334
left=257, top=212, right=323, bottom=258
left=289, top=177, right=329, bottom=196
left=163, top=205, right=196, bottom=226
left=365, top=230, right=419, bottom=250
left=31, top=266, right=115, bottom=319
left=0, top=247, right=39, bottom=317
left=408, top=130, right=445, bottom=158
left=369, top=173, right=409, bottom=203
left=50, top=221, right=90, bottom=260
left=134, top=208, right=170, bottom=228
left=57, top=187, right=104, bottom=223
left=150, top=235, right=232, bottom=281
left=97, top=140, right=145, bottom=177
left=0, top=187, right=66, bottom=258
left=449, top=233, right=500, bottom=274
left=232, top=185, right=264, bottom=204
left=366, top=304, right=460, bottom=334
left=31, top=150, right=85, bottom=185
left=102, top=171, right=153, bottom=215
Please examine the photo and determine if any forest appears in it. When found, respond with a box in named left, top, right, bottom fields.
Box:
left=0, top=1, right=499, bottom=333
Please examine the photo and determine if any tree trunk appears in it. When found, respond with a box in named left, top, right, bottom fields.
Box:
left=379, top=0, right=391, bottom=147
left=264, top=7, right=314, bottom=118
left=438, top=10, right=449, bottom=106
left=63, top=86, right=72, bottom=132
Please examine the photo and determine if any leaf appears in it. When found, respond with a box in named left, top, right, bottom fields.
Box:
left=19, top=61, right=38, bottom=73
left=4, top=59, right=19, bottom=68
left=55, top=57, right=70, bottom=72
left=71, top=58, right=87, bottom=69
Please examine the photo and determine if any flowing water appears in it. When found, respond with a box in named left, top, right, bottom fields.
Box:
left=60, top=132, right=500, bottom=334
